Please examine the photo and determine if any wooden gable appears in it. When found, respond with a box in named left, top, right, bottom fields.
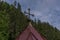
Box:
left=16, top=23, right=47, bottom=40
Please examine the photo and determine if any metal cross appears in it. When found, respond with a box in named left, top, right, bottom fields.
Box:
left=24, top=8, right=34, bottom=20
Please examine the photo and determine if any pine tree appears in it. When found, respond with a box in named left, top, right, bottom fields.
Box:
left=8, top=5, right=16, bottom=40
left=17, top=2, right=21, bottom=11
left=13, top=0, right=17, bottom=7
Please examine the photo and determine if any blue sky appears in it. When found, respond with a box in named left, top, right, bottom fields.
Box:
left=4, top=0, right=60, bottom=30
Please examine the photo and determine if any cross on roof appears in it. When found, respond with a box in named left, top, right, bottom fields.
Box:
left=24, top=8, right=34, bottom=20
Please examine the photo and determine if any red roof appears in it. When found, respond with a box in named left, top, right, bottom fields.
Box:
left=16, top=22, right=47, bottom=40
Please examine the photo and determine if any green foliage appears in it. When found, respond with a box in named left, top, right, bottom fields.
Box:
left=33, top=21, right=60, bottom=40
left=0, top=2, right=9, bottom=40
left=0, top=1, right=60, bottom=40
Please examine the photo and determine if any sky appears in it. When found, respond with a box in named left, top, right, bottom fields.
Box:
left=4, top=0, right=60, bottom=30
